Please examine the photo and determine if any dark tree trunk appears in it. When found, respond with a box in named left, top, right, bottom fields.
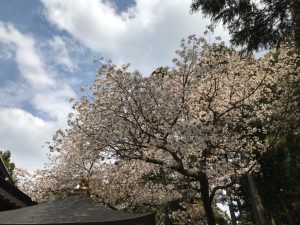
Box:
left=236, top=198, right=243, bottom=220
left=160, top=168, right=173, bottom=225
left=247, top=174, right=267, bottom=225
left=199, top=172, right=216, bottom=225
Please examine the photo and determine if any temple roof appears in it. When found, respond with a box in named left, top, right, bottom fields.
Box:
left=0, top=177, right=36, bottom=209
left=0, top=195, right=155, bottom=225
left=0, top=157, right=36, bottom=210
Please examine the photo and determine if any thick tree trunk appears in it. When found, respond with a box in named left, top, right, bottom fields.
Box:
left=247, top=174, right=267, bottom=225
left=199, top=173, right=216, bottom=225
left=160, top=168, right=173, bottom=225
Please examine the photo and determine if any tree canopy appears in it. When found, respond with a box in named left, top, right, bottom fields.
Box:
left=190, top=0, right=300, bottom=52
left=18, top=35, right=300, bottom=225
left=0, top=150, right=15, bottom=176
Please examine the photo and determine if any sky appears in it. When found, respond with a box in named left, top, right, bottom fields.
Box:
left=0, top=0, right=230, bottom=171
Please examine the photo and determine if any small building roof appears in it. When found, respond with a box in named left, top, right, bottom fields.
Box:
left=0, top=177, right=36, bottom=210
left=0, top=157, right=36, bottom=210
left=0, top=195, right=155, bottom=225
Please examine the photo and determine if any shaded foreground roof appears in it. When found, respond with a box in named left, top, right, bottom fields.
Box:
left=0, top=195, right=155, bottom=225
left=0, top=157, right=36, bottom=210
left=0, top=177, right=36, bottom=210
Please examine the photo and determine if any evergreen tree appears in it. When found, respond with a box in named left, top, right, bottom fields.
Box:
left=0, top=150, right=15, bottom=176
left=190, top=0, right=300, bottom=52
left=255, top=134, right=300, bottom=224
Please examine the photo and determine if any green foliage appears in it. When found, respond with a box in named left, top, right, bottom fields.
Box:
left=214, top=208, right=230, bottom=225
left=293, top=0, right=300, bottom=50
left=256, top=133, right=300, bottom=224
left=190, top=0, right=299, bottom=52
left=234, top=132, right=300, bottom=224
left=0, top=150, right=15, bottom=176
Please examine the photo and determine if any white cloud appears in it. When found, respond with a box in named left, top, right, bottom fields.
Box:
left=0, top=22, right=76, bottom=171
left=0, top=108, right=56, bottom=171
left=0, top=22, right=55, bottom=89
left=0, top=22, right=75, bottom=120
left=33, top=85, right=75, bottom=121
left=48, top=36, right=75, bottom=71
left=0, top=81, right=31, bottom=107
left=41, top=0, right=230, bottom=75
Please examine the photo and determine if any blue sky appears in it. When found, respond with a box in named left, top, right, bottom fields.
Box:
left=0, top=0, right=229, bottom=171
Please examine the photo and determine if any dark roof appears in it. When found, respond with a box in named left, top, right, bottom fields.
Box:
left=0, top=195, right=155, bottom=225
left=0, top=158, right=36, bottom=209
left=0, top=177, right=37, bottom=208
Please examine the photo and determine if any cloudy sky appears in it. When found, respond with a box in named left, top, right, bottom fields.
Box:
left=0, top=0, right=229, bottom=171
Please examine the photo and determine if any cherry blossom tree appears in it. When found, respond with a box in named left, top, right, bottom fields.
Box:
left=25, top=35, right=300, bottom=225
